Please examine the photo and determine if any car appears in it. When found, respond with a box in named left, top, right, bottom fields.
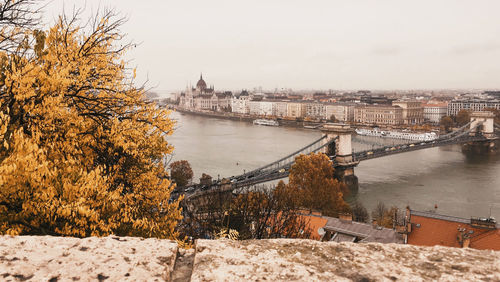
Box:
left=367, top=151, right=373, bottom=155
left=278, top=168, right=285, bottom=173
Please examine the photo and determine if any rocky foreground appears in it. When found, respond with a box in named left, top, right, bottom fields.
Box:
left=0, top=236, right=499, bottom=281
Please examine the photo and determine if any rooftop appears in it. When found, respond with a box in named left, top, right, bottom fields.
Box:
left=324, top=217, right=403, bottom=244
left=408, top=209, right=500, bottom=250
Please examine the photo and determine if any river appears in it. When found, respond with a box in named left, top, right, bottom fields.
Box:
left=167, top=111, right=500, bottom=219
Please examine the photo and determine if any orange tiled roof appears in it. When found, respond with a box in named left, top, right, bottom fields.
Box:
left=407, top=210, right=500, bottom=251
left=299, top=213, right=328, bottom=240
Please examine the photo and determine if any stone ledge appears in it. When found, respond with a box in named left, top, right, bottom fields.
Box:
left=0, top=235, right=178, bottom=281
left=1, top=236, right=499, bottom=281
left=192, top=239, right=500, bottom=281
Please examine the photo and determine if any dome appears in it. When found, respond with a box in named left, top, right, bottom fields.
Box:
left=196, top=74, right=207, bottom=90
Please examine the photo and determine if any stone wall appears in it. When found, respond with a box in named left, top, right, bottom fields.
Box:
left=1, top=236, right=499, bottom=281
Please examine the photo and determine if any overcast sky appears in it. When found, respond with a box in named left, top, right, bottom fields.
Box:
left=44, top=1, right=500, bottom=92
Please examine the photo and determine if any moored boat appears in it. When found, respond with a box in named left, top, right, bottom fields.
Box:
left=253, top=119, right=279, bottom=126
left=355, top=128, right=438, bottom=141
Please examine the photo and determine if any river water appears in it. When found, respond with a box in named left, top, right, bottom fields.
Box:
left=167, top=111, right=500, bottom=219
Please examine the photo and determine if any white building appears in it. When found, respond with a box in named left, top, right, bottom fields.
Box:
left=447, top=99, right=500, bottom=116
left=272, top=101, right=288, bottom=117
left=305, top=103, right=326, bottom=119
left=248, top=100, right=274, bottom=116
left=423, top=103, right=448, bottom=123
left=324, top=104, right=355, bottom=122
left=231, top=91, right=250, bottom=114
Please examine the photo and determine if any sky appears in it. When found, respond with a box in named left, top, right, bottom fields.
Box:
left=43, top=0, right=500, bottom=92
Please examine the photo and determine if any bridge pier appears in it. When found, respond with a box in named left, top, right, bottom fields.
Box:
left=462, top=112, right=498, bottom=155
left=321, top=123, right=359, bottom=192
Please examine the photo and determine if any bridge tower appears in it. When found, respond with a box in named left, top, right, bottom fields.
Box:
left=463, top=111, right=498, bottom=154
left=470, top=111, right=496, bottom=138
left=320, top=123, right=359, bottom=191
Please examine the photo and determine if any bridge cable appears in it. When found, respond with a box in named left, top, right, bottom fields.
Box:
left=236, top=135, right=328, bottom=179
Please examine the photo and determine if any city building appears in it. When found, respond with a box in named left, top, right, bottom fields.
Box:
left=354, top=105, right=403, bottom=125
left=305, top=103, right=326, bottom=120
left=179, top=74, right=232, bottom=111
left=392, top=100, right=424, bottom=125
left=447, top=99, right=500, bottom=116
left=324, top=103, right=355, bottom=122
left=404, top=209, right=500, bottom=251
left=423, top=103, right=448, bottom=123
left=248, top=100, right=274, bottom=116
left=359, top=94, right=395, bottom=105
left=287, top=102, right=306, bottom=118
left=272, top=101, right=288, bottom=117
left=231, top=90, right=250, bottom=114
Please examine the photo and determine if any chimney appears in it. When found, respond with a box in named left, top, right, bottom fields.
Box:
left=339, top=213, right=352, bottom=222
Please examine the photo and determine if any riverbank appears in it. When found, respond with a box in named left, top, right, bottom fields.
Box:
left=172, top=106, right=326, bottom=130
left=170, top=105, right=442, bottom=133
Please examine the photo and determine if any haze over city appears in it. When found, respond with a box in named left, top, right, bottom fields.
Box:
left=45, top=0, right=500, bottom=91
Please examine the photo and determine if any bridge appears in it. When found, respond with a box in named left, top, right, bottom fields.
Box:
left=184, top=111, right=498, bottom=201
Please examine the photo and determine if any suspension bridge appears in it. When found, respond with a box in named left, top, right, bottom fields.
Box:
left=184, top=112, right=498, bottom=200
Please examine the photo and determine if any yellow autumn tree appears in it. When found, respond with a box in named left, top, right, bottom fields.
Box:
left=288, top=152, right=350, bottom=217
left=0, top=6, right=182, bottom=238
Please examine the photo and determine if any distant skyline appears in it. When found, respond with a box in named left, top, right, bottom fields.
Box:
left=45, top=1, right=500, bottom=92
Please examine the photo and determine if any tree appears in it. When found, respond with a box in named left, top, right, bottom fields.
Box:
left=0, top=0, right=41, bottom=53
left=371, top=202, right=397, bottom=228
left=371, top=202, right=387, bottom=225
left=230, top=182, right=311, bottom=239
left=200, top=173, right=213, bottom=185
left=170, top=160, right=193, bottom=188
left=329, top=114, right=337, bottom=122
left=288, top=153, right=350, bottom=217
left=455, top=110, right=470, bottom=126
left=0, top=8, right=182, bottom=238
left=351, top=201, right=369, bottom=223
left=440, top=116, right=453, bottom=132
left=181, top=182, right=311, bottom=240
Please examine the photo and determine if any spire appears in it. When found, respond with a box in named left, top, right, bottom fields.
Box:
left=200, top=73, right=203, bottom=80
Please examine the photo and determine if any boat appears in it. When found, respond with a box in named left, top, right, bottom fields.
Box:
left=304, top=125, right=321, bottom=129
left=355, top=128, right=438, bottom=141
left=253, top=119, right=279, bottom=126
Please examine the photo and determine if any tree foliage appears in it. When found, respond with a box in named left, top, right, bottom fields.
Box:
left=181, top=182, right=311, bottom=240
left=455, top=110, right=470, bottom=126
left=351, top=201, right=369, bottom=223
left=288, top=153, right=350, bottom=217
left=440, top=116, right=453, bottom=132
left=170, top=160, right=193, bottom=188
left=230, top=181, right=311, bottom=239
left=0, top=6, right=181, bottom=238
left=371, top=202, right=397, bottom=228
left=0, top=0, right=41, bottom=53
